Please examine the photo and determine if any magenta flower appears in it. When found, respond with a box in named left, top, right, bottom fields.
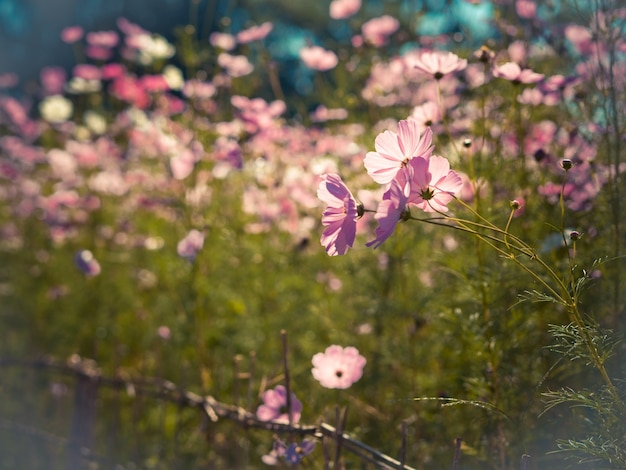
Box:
left=366, top=173, right=411, bottom=249
left=408, top=155, right=463, bottom=213
left=318, top=174, right=360, bottom=256
left=256, top=385, right=302, bottom=424
left=413, top=50, right=467, bottom=79
left=493, top=62, right=544, bottom=84
left=364, top=119, right=433, bottom=185
left=312, top=345, right=366, bottom=389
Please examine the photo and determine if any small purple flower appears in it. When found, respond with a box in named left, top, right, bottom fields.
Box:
left=177, top=229, right=204, bottom=261
left=256, top=385, right=302, bottom=424
left=285, top=440, right=316, bottom=465
left=74, top=250, right=101, bottom=277
left=261, top=438, right=316, bottom=466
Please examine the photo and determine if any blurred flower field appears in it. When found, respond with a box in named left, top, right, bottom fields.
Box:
left=1, top=0, right=626, bottom=468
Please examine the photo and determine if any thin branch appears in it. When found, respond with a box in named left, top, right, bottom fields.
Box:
left=0, top=356, right=418, bottom=470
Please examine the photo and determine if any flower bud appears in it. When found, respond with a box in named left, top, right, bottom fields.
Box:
left=569, top=230, right=582, bottom=241
left=510, top=199, right=521, bottom=210
left=463, top=138, right=472, bottom=148
left=561, top=159, right=573, bottom=170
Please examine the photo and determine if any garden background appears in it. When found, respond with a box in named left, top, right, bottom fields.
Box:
left=1, top=0, right=626, bottom=468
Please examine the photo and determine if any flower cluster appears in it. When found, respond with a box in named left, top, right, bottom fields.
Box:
left=318, top=120, right=463, bottom=255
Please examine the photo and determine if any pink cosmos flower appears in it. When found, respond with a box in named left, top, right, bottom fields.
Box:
left=493, top=62, right=544, bottom=84
left=311, top=345, right=366, bottom=389
left=86, top=46, right=113, bottom=61
left=0, top=73, right=18, bottom=88
left=217, top=53, right=254, bottom=77
left=361, top=15, right=399, bottom=46
left=299, top=46, right=338, bottom=71
left=209, top=32, right=236, bottom=51
left=516, top=0, right=537, bottom=19
left=318, top=174, right=360, bottom=256
left=564, top=25, right=595, bottom=55
left=40, top=67, right=66, bottom=95
left=330, top=0, right=361, bottom=19
left=231, top=95, right=286, bottom=133
left=407, top=155, right=463, bottom=213
left=409, top=101, right=442, bottom=132
left=86, top=30, right=119, bottom=48
left=140, top=74, right=170, bottom=92
left=109, top=75, right=150, bottom=109
left=73, top=64, right=102, bottom=81
left=61, top=26, right=84, bottom=44
left=364, top=119, right=434, bottom=185
left=101, top=63, right=126, bottom=80
left=366, top=173, right=411, bottom=248
left=177, top=229, right=205, bottom=261
left=157, top=325, right=171, bottom=340
left=310, top=105, right=348, bottom=122
left=236, top=22, right=273, bottom=43
left=413, top=50, right=467, bottom=79
left=256, top=385, right=302, bottom=424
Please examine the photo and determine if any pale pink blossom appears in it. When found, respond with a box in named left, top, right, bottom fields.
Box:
left=177, top=229, right=204, bottom=261
left=86, top=46, right=113, bottom=61
left=564, top=25, right=595, bottom=56
left=330, top=0, right=361, bottom=19
left=86, top=30, right=119, bottom=48
left=217, top=53, right=254, bottom=77
left=493, top=62, right=544, bottom=84
left=157, top=326, right=171, bottom=340
left=507, top=40, right=527, bottom=65
left=311, top=345, right=366, bottom=389
left=409, top=101, right=442, bottom=132
left=182, top=79, right=216, bottom=99
left=364, top=119, right=434, bottom=185
left=0, top=73, right=18, bottom=88
left=236, top=22, right=273, bottom=43
left=366, top=173, right=411, bottom=248
left=407, top=155, right=463, bottom=213
left=299, top=46, right=338, bottom=71
left=361, top=15, right=399, bottom=46
left=231, top=95, right=285, bottom=133
left=73, top=64, right=102, bottom=81
left=170, top=150, right=197, bottom=180
left=40, top=67, right=66, bottom=95
left=256, top=385, right=302, bottom=423
left=515, top=0, right=537, bottom=19
left=61, top=26, right=83, bottom=43
left=413, top=50, right=467, bottom=79
left=310, top=105, right=348, bottom=122
left=117, top=17, right=147, bottom=36
left=318, top=174, right=360, bottom=256
left=209, top=32, right=236, bottom=50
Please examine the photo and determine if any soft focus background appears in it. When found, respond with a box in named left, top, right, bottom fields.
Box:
left=1, top=0, right=625, bottom=468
